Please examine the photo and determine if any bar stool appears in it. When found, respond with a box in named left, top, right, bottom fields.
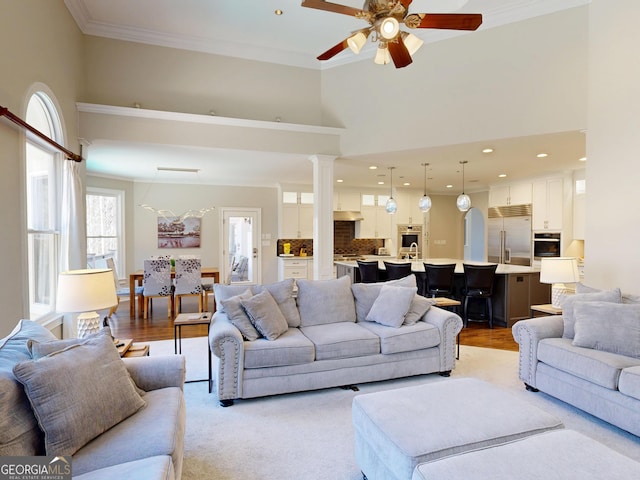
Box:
left=461, top=263, right=498, bottom=328
left=357, top=260, right=380, bottom=283
left=383, top=262, right=412, bottom=281
left=423, top=263, right=457, bottom=299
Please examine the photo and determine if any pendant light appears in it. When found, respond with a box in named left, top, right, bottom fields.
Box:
left=418, top=162, right=432, bottom=212
left=456, top=160, right=471, bottom=212
left=385, top=167, right=398, bottom=214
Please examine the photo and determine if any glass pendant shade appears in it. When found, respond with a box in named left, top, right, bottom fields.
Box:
left=456, top=193, right=471, bottom=212
left=385, top=197, right=398, bottom=214
left=419, top=194, right=432, bottom=212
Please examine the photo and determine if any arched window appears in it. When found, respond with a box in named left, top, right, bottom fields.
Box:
left=25, top=92, right=62, bottom=319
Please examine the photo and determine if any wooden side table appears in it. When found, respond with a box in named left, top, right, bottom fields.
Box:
left=174, top=312, right=212, bottom=392
left=530, top=304, right=562, bottom=317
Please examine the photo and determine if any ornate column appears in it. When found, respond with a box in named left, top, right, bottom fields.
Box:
left=309, top=155, right=336, bottom=280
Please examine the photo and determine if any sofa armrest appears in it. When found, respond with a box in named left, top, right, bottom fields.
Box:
left=209, top=312, right=245, bottom=401
left=123, top=355, right=186, bottom=392
left=512, top=315, right=564, bottom=388
left=422, top=306, right=463, bottom=372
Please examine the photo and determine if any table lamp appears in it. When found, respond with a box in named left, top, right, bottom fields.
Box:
left=56, top=269, right=118, bottom=338
left=539, top=257, right=580, bottom=309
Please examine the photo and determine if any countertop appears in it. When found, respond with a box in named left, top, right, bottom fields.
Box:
left=334, top=257, right=540, bottom=274
left=278, top=255, right=313, bottom=259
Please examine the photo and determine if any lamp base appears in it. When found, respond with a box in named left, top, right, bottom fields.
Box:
left=77, top=311, right=101, bottom=338
left=551, top=283, right=569, bottom=309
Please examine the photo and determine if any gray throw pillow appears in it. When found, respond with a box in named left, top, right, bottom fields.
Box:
left=404, top=295, right=435, bottom=326
left=366, top=285, right=418, bottom=328
left=351, top=275, right=417, bottom=322
left=220, top=289, right=260, bottom=341
left=572, top=301, right=640, bottom=358
left=253, top=278, right=301, bottom=327
left=12, top=333, right=146, bottom=456
left=241, top=289, right=289, bottom=341
left=297, top=275, right=356, bottom=326
left=561, top=288, right=622, bottom=339
left=213, top=284, right=254, bottom=313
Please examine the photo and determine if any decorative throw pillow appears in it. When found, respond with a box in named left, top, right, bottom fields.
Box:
left=297, top=275, right=356, bottom=326
left=12, top=333, right=146, bottom=456
left=404, top=295, right=435, bottom=325
left=253, top=278, right=301, bottom=327
left=561, top=288, right=622, bottom=339
left=241, top=289, right=289, bottom=341
left=220, top=289, right=260, bottom=341
left=351, top=275, right=417, bottom=322
left=213, top=284, right=254, bottom=313
left=366, top=285, right=418, bottom=328
left=572, top=301, right=640, bottom=358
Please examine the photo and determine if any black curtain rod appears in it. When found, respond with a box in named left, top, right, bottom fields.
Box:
left=0, top=105, right=82, bottom=162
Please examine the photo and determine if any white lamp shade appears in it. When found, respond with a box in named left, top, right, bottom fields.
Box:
left=56, top=269, right=118, bottom=313
left=347, top=31, right=367, bottom=54
left=539, top=257, right=580, bottom=284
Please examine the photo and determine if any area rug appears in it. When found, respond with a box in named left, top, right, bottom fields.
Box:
left=145, top=337, right=640, bottom=479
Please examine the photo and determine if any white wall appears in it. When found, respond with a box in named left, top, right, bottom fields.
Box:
left=0, top=1, right=84, bottom=336
left=585, top=0, right=640, bottom=293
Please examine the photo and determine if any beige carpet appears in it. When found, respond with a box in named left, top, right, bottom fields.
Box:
left=146, top=337, right=640, bottom=479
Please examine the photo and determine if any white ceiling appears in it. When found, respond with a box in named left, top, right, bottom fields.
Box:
left=65, top=0, right=589, bottom=193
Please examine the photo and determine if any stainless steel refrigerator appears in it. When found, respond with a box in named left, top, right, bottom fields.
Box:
left=487, top=205, right=532, bottom=266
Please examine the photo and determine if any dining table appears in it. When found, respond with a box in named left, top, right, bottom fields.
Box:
left=129, top=267, right=220, bottom=318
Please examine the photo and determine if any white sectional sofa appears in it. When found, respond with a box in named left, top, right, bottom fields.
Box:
left=512, top=285, right=640, bottom=437
left=0, top=320, right=185, bottom=480
left=209, top=275, right=462, bottom=406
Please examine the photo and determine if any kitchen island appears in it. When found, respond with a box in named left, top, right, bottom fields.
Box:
left=334, top=258, right=550, bottom=328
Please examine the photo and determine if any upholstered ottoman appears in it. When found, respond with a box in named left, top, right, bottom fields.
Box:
left=352, top=378, right=563, bottom=480
left=412, top=429, right=640, bottom=479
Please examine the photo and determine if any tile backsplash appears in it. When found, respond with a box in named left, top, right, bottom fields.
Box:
left=277, top=223, right=384, bottom=256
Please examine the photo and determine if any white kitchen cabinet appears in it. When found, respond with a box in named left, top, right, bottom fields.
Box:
left=532, top=178, right=563, bottom=231
left=281, top=191, right=313, bottom=238
left=395, top=189, right=426, bottom=225
left=333, top=191, right=360, bottom=211
left=278, top=257, right=313, bottom=281
left=489, top=183, right=532, bottom=207
left=573, top=171, right=586, bottom=240
left=358, top=204, right=392, bottom=239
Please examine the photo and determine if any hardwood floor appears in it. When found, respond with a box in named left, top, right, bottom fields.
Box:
left=109, top=297, right=519, bottom=351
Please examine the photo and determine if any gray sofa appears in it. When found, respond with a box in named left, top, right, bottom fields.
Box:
left=0, top=320, right=186, bottom=480
left=512, top=286, right=640, bottom=437
left=209, top=275, right=462, bottom=406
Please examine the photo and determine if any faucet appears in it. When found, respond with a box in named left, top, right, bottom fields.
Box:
left=408, top=242, right=418, bottom=260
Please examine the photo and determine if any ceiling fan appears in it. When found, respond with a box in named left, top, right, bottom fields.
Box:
left=301, top=0, right=482, bottom=68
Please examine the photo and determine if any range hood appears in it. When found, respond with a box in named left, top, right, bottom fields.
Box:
left=333, top=211, right=364, bottom=221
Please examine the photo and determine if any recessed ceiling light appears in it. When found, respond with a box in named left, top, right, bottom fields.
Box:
left=378, top=181, right=385, bottom=185
left=498, top=173, right=507, bottom=178
left=403, top=182, right=410, bottom=186
left=536, top=153, right=548, bottom=158
left=274, top=9, right=283, bottom=15
left=369, top=165, right=378, bottom=170
left=482, top=148, right=494, bottom=154
left=446, top=184, right=453, bottom=189
left=579, top=157, right=587, bottom=162
left=336, top=179, right=344, bottom=183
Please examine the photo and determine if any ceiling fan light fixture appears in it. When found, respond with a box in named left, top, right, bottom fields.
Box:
left=374, top=43, right=391, bottom=64
left=379, top=17, right=400, bottom=40
left=402, top=32, right=424, bottom=57
left=347, top=31, right=368, bottom=54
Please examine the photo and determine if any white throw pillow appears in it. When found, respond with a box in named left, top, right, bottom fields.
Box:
left=366, top=285, right=417, bottom=328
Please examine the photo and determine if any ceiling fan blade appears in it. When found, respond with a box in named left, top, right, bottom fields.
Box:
left=398, top=0, right=413, bottom=9
left=301, top=0, right=364, bottom=18
left=410, top=13, right=483, bottom=31
left=317, top=38, right=349, bottom=61
left=387, top=36, right=412, bottom=68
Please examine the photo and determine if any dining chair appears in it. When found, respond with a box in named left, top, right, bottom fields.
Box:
left=106, top=257, right=143, bottom=317
left=461, top=263, right=498, bottom=328
left=356, top=260, right=380, bottom=283
left=423, top=263, right=457, bottom=299
left=383, top=262, right=412, bottom=281
left=142, top=258, right=174, bottom=319
left=174, top=257, right=203, bottom=314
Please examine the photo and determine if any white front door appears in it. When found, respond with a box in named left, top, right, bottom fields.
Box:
left=220, top=208, right=261, bottom=285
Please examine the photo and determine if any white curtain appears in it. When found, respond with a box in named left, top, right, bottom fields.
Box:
left=60, top=160, right=86, bottom=272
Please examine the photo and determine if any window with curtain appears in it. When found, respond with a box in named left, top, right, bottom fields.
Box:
left=86, top=187, right=125, bottom=279
left=25, top=93, right=62, bottom=319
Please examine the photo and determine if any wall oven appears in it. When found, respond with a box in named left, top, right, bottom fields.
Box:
left=533, top=232, right=561, bottom=260
left=398, top=225, right=422, bottom=259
